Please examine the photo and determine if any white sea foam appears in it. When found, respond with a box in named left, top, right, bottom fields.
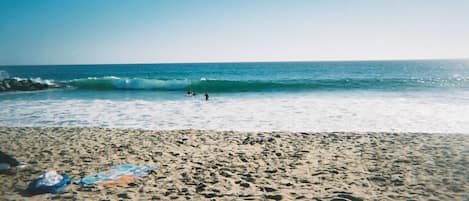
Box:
left=1, top=93, right=468, bottom=133
left=30, top=77, right=56, bottom=86
left=0, top=70, right=9, bottom=79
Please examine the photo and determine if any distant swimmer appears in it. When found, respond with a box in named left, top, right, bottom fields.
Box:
left=192, top=92, right=197, bottom=96
left=186, top=90, right=192, bottom=96
left=205, top=92, right=209, bottom=101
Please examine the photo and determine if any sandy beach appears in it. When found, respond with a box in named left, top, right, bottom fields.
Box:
left=0, top=127, right=468, bottom=201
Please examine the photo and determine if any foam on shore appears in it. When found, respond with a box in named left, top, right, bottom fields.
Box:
left=1, top=93, right=469, bottom=133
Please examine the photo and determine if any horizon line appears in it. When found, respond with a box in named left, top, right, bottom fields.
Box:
left=1, top=57, right=468, bottom=67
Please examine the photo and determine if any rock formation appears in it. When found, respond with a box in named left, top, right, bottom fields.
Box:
left=0, top=78, right=50, bottom=92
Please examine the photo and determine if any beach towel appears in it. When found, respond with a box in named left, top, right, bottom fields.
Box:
left=25, top=171, right=70, bottom=195
left=73, top=164, right=157, bottom=187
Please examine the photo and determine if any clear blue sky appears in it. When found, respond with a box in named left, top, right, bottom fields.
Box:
left=1, top=0, right=468, bottom=65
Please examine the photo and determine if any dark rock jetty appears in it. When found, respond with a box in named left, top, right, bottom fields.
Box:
left=0, top=78, right=50, bottom=92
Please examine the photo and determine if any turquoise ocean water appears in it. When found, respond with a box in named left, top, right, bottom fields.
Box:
left=1, top=60, right=469, bottom=132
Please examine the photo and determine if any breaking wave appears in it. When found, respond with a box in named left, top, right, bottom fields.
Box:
left=3, top=74, right=469, bottom=93
left=63, top=76, right=469, bottom=92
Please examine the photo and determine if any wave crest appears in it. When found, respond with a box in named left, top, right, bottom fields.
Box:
left=67, top=77, right=191, bottom=90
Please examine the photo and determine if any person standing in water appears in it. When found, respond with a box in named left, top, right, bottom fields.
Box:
left=204, top=92, right=209, bottom=101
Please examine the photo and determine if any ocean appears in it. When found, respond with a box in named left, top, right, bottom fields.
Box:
left=1, top=60, right=469, bottom=133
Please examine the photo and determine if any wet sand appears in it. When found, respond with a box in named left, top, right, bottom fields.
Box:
left=0, top=127, right=468, bottom=201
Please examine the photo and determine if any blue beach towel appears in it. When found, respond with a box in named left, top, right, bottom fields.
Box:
left=74, top=164, right=157, bottom=186
left=25, top=171, right=70, bottom=195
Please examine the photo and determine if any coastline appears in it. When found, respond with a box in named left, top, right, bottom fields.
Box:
left=0, top=127, right=468, bottom=200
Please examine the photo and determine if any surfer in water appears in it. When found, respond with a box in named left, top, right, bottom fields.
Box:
left=205, top=92, right=209, bottom=101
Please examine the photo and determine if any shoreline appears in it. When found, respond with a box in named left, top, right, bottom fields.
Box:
left=2, top=126, right=468, bottom=135
left=1, top=127, right=468, bottom=200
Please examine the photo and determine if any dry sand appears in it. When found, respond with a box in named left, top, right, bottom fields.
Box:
left=0, top=127, right=468, bottom=201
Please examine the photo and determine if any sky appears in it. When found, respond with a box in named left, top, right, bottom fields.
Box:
left=1, top=0, right=468, bottom=65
